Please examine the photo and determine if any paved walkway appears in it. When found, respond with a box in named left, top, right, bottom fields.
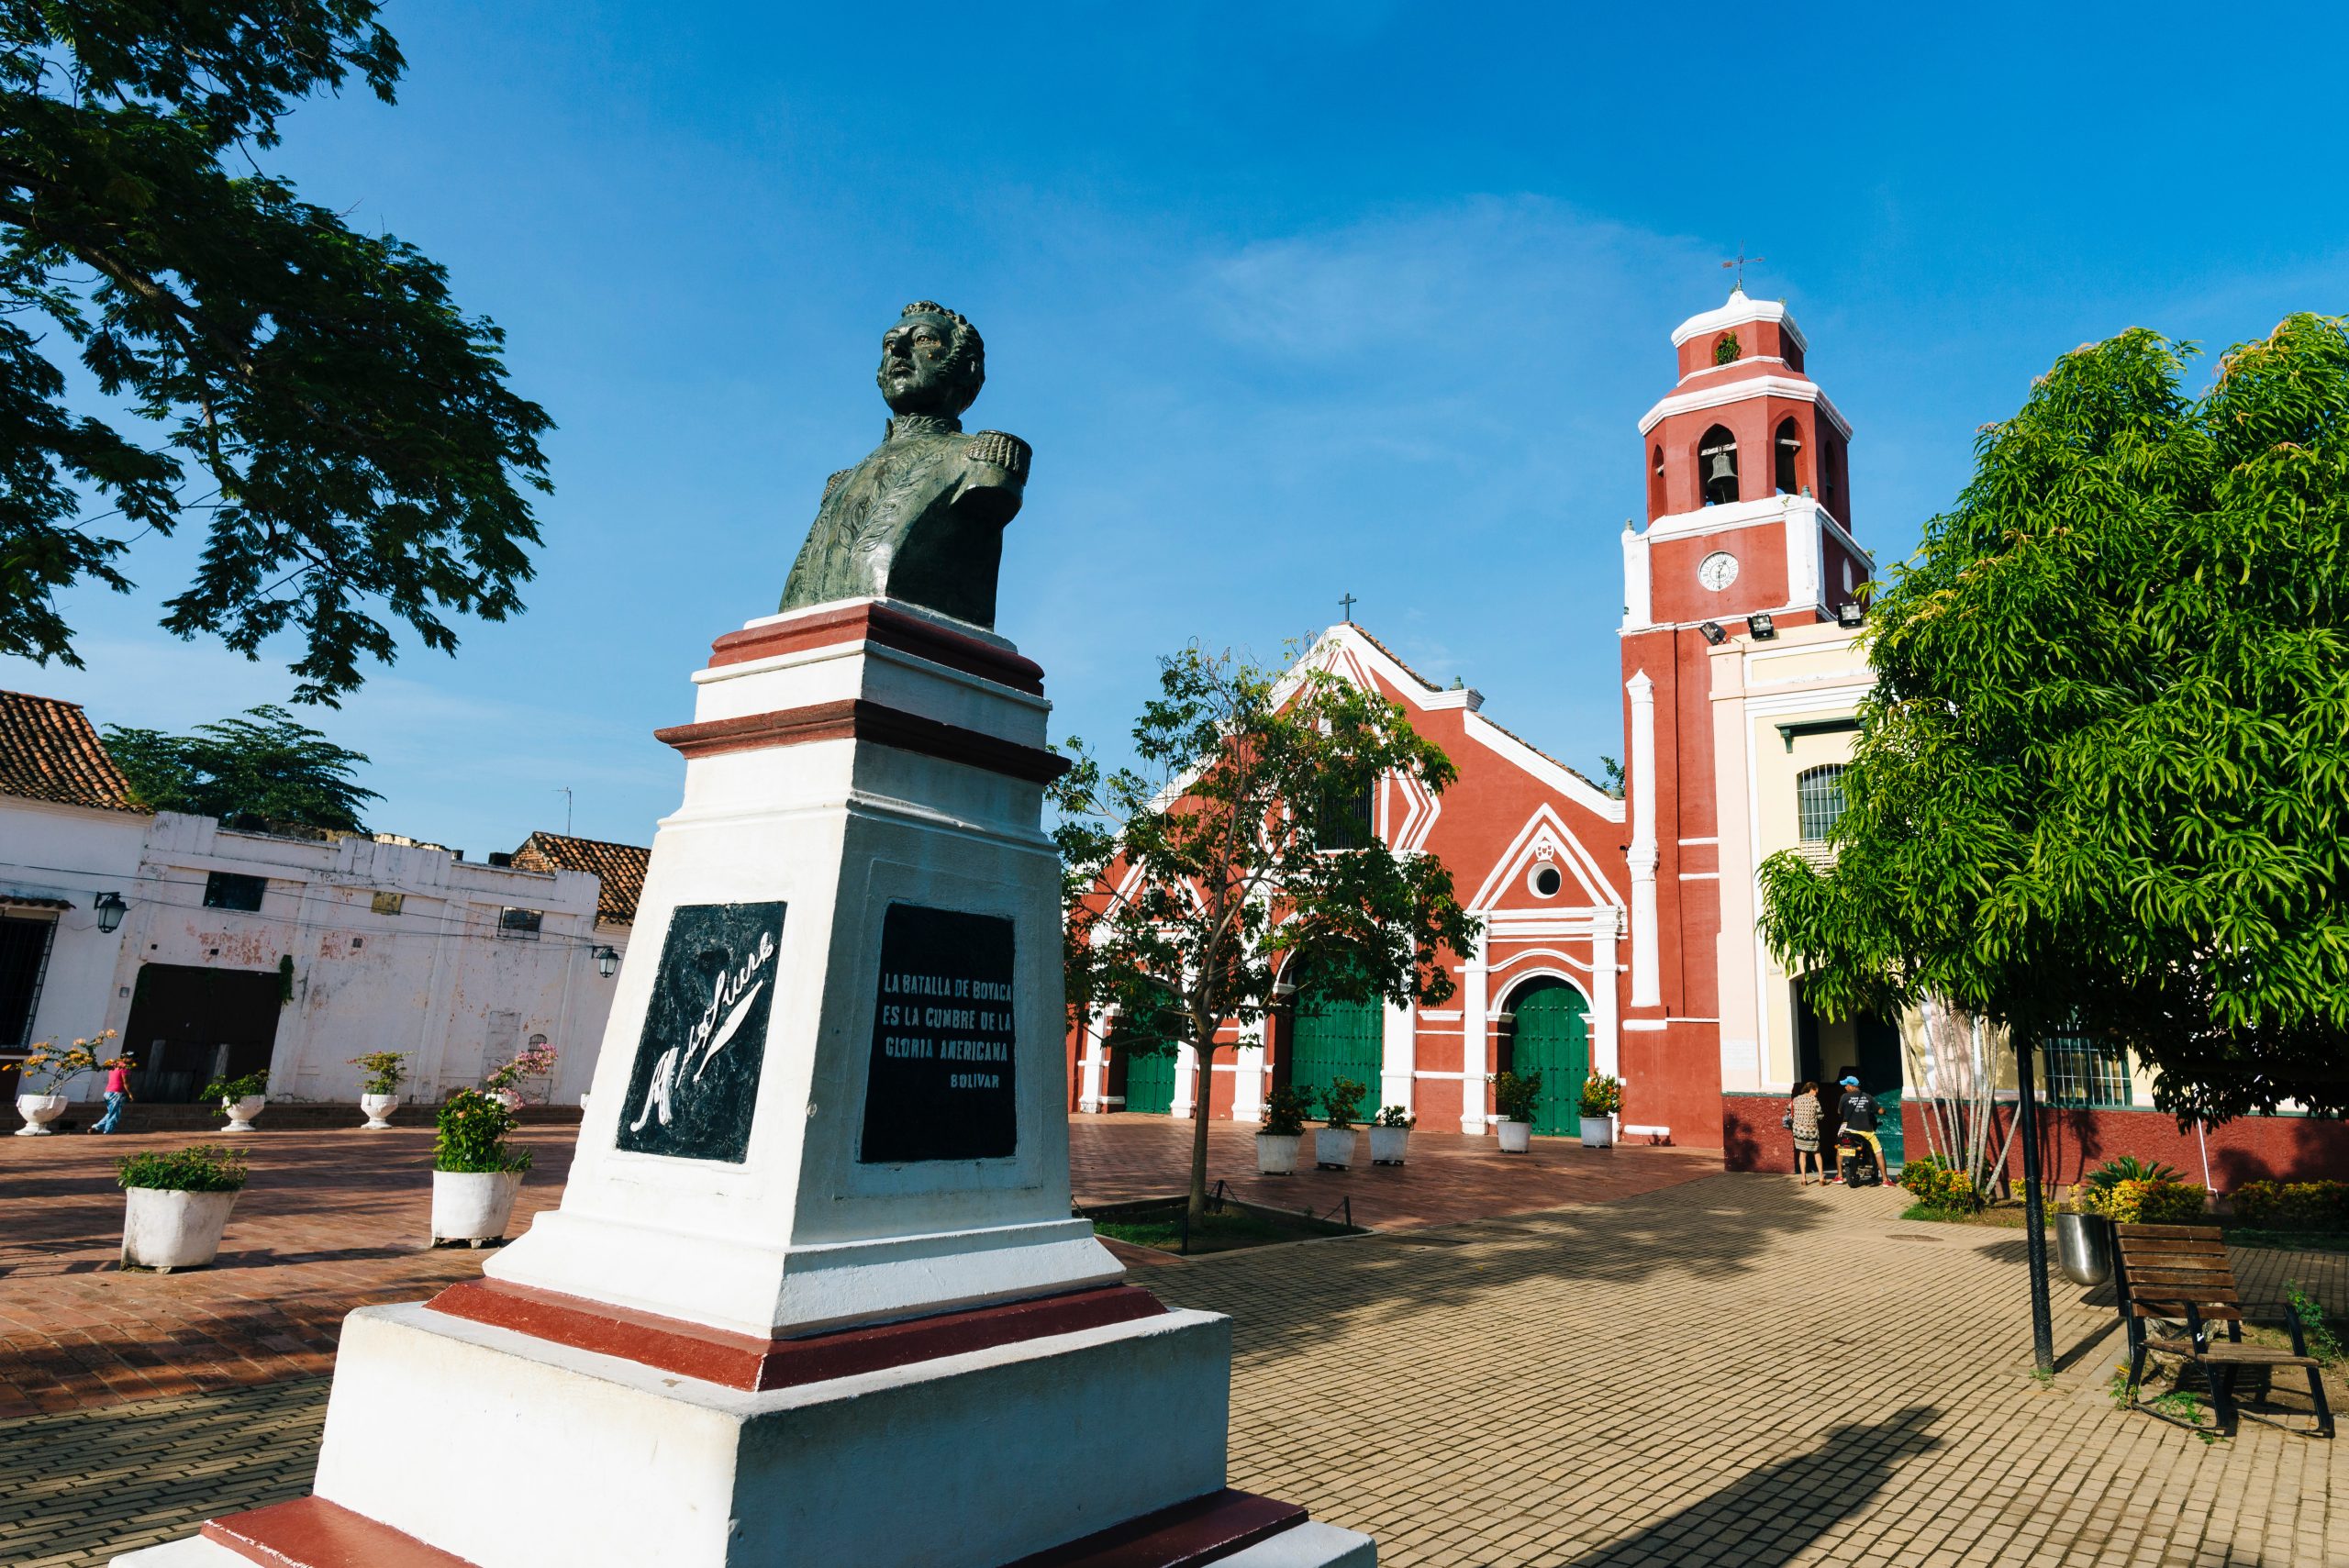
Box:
left=6, top=1126, right=2345, bottom=1565
left=0, top=1117, right=1706, bottom=1413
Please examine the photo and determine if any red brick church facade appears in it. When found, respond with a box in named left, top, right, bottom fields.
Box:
left=1064, top=286, right=1865, bottom=1151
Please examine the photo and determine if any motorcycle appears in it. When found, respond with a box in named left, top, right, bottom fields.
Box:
left=1835, top=1126, right=1885, bottom=1187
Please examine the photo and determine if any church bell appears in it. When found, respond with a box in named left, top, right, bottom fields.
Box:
left=1706, top=450, right=1736, bottom=488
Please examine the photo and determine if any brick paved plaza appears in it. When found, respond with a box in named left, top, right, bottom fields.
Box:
left=5, top=1118, right=2344, bottom=1566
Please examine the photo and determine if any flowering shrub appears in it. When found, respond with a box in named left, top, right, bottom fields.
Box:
left=2230, top=1180, right=2349, bottom=1232
left=1578, top=1073, right=1623, bottom=1117
left=1899, top=1153, right=1981, bottom=1211
left=20, top=1030, right=126, bottom=1094
left=483, top=1042, right=559, bottom=1098
left=2105, top=1178, right=2207, bottom=1225
left=1489, top=1070, right=1542, bottom=1123
left=434, top=1088, right=532, bottom=1174
left=1261, top=1085, right=1313, bottom=1137
left=1320, top=1076, right=1367, bottom=1130
left=1373, top=1104, right=1416, bottom=1130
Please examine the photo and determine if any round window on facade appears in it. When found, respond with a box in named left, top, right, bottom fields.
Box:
left=1527, top=863, right=1563, bottom=899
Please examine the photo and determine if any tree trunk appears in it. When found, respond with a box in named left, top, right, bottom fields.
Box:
left=1187, top=1045, right=1215, bottom=1228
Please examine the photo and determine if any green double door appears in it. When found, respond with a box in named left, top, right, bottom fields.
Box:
left=1288, top=987, right=1385, bottom=1118
left=1510, top=982, right=1587, bottom=1137
left=1112, top=1021, right=1177, bottom=1116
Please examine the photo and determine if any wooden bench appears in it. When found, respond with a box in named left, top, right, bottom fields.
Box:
left=2113, top=1221, right=2333, bottom=1438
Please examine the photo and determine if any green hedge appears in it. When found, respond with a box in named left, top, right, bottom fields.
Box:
left=2230, top=1180, right=2349, bottom=1232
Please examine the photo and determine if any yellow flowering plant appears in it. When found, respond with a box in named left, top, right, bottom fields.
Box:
left=19, top=1030, right=127, bottom=1094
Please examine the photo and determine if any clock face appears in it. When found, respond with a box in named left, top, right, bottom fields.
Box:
left=1698, top=550, right=1740, bottom=592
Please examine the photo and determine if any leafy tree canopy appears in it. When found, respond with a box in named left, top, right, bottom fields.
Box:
left=0, top=2, right=551, bottom=704
left=1053, top=642, right=1479, bottom=1219
left=1759, top=316, right=2349, bottom=1124
left=105, top=703, right=379, bottom=829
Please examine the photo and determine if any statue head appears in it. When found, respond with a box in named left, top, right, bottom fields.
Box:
left=877, top=301, right=985, bottom=419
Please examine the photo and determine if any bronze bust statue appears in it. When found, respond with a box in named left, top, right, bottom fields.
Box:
left=778, top=302, right=1030, bottom=629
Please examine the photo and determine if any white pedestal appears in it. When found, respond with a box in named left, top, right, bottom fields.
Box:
left=112, top=599, right=1374, bottom=1568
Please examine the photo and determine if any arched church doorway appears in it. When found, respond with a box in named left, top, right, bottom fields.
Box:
left=1502, top=977, right=1587, bottom=1137
left=1108, top=1015, right=1177, bottom=1116
left=1288, top=978, right=1383, bottom=1119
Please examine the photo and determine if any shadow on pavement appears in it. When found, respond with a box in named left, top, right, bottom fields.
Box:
left=1154, top=1173, right=1843, bottom=1371
left=1558, top=1405, right=1942, bottom=1567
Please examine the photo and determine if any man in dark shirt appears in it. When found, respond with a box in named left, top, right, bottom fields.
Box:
left=1834, top=1073, right=1884, bottom=1183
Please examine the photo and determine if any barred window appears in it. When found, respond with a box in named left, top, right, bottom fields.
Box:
left=1315, top=780, right=1375, bottom=851
left=2043, top=1036, right=2132, bottom=1108
left=1796, top=765, right=1848, bottom=842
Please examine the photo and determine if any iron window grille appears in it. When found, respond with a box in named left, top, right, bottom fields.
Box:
left=2042, top=1036, right=2133, bottom=1109
left=1315, top=781, right=1376, bottom=852
left=202, top=872, right=268, bottom=912
left=0, top=913, right=58, bottom=1049
left=1796, top=764, right=1848, bottom=842
left=498, top=906, right=544, bottom=940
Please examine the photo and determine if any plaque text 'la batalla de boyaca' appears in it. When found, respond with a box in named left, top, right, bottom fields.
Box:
left=860, top=903, right=1018, bottom=1162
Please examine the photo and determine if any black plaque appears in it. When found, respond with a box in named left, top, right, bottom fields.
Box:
left=858, top=903, right=1018, bottom=1163
left=617, top=901, right=785, bottom=1163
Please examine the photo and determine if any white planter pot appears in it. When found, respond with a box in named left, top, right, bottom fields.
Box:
left=432, top=1169, right=524, bottom=1246
left=360, top=1093, right=399, bottom=1130
left=1579, top=1114, right=1616, bottom=1149
left=1314, top=1127, right=1359, bottom=1169
left=122, top=1187, right=240, bottom=1271
left=1497, top=1118, right=1532, bottom=1153
left=221, top=1095, right=267, bottom=1133
left=14, top=1092, right=67, bottom=1136
left=1255, top=1131, right=1301, bottom=1174
left=1368, top=1126, right=1411, bottom=1165
left=489, top=1088, right=526, bottom=1112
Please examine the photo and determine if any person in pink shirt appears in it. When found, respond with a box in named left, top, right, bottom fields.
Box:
left=90, top=1060, right=131, bottom=1133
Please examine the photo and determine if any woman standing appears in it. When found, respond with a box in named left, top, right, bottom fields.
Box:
left=1787, top=1080, right=1824, bottom=1184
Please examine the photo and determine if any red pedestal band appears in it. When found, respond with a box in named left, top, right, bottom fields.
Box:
left=203, top=1498, right=473, bottom=1568
left=709, top=600, right=1045, bottom=694
left=425, top=1277, right=1168, bottom=1393
left=653, top=696, right=1069, bottom=783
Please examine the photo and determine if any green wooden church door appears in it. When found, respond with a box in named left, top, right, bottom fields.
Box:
left=1510, top=982, right=1587, bottom=1137
left=1288, top=988, right=1384, bottom=1118
left=1112, top=1022, right=1177, bottom=1116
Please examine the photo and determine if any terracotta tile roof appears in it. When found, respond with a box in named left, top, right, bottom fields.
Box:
left=0, top=690, right=143, bottom=812
left=510, top=831, right=650, bottom=927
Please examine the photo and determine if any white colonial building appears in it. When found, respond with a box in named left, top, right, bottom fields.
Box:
left=0, top=689, right=645, bottom=1112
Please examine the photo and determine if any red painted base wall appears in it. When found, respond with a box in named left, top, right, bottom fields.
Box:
left=1724, top=1095, right=2349, bottom=1189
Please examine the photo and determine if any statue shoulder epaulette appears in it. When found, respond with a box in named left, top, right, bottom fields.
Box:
left=821, top=467, right=855, bottom=498
left=964, top=430, right=1031, bottom=481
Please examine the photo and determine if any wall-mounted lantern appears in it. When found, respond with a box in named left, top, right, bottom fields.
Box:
left=93, top=891, right=127, bottom=933
left=594, top=945, right=619, bottom=980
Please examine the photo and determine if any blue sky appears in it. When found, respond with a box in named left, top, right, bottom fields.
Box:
left=6, top=2, right=2344, bottom=853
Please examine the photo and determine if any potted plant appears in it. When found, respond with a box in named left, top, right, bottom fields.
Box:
left=202, top=1070, right=270, bottom=1133
left=1369, top=1104, right=1415, bottom=1165
left=1256, top=1084, right=1311, bottom=1174
left=17, top=1032, right=123, bottom=1135
left=118, top=1144, right=249, bottom=1271
left=1315, top=1076, right=1366, bottom=1169
left=1490, top=1070, right=1541, bottom=1152
left=2053, top=1184, right=2112, bottom=1287
left=483, top=1040, right=559, bottom=1111
left=350, top=1051, right=407, bottom=1129
left=1576, top=1073, right=1622, bottom=1149
left=431, top=1088, right=532, bottom=1246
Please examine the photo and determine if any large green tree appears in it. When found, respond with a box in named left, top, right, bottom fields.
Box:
left=106, top=703, right=378, bottom=829
left=0, top=3, right=551, bottom=703
left=1759, top=316, right=2349, bottom=1124
left=1054, top=644, right=1479, bottom=1224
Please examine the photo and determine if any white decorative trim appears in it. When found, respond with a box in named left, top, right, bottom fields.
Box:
left=1670, top=289, right=1809, bottom=353
left=1467, top=806, right=1623, bottom=913
left=1622, top=1124, right=1673, bottom=1138
left=1638, top=376, right=1852, bottom=441
left=1626, top=671, right=1660, bottom=1008
left=1676, top=355, right=1789, bottom=387
left=1621, top=1018, right=1667, bottom=1032
left=1678, top=836, right=1720, bottom=846
left=1677, top=872, right=1720, bottom=881
left=1621, top=527, right=1653, bottom=632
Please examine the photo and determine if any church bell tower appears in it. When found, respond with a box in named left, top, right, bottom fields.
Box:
left=1612, top=284, right=1870, bottom=1144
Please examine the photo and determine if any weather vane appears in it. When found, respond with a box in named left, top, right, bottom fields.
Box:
left=1721, top=246, right=1765, bottom=291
